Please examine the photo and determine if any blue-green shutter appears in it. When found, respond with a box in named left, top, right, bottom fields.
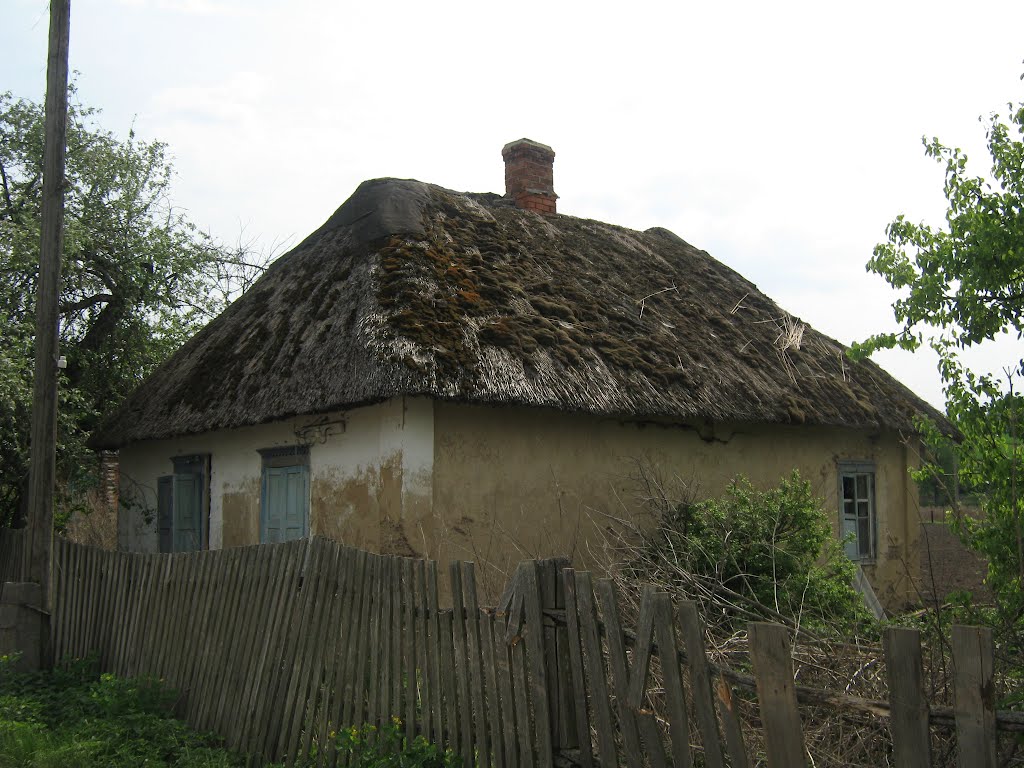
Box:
left=173, top=472, right=203, bottom=552
left=262, top=464, right=308, bottom=543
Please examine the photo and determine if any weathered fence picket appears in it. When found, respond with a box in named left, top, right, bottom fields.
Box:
left=0, top=528, right=1019, bottom=768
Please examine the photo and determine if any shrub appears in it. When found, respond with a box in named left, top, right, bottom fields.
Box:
left=0, top=656, right=245, bottom=767
left=620, top=470, right=872, bottom=633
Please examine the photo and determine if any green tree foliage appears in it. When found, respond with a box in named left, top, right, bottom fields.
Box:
left=628, top=471, right=870, bottom=632
left=855, top=84, right=1024, bottom=633
left=0, top=88, right=267, bottom=527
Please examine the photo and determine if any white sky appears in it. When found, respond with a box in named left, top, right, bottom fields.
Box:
left=5, top=0, right=1024, bottom=410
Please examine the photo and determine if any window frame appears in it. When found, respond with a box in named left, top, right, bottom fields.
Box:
left=838, top=460, right=877, bottom=563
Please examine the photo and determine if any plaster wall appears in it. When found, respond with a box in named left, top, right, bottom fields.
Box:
left=430, top=402, right=921, bottom=605
left=116, top=397, right=434, bottom=554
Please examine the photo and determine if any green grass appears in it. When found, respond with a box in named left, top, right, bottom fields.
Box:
left=0, top=655, right=246, bottom=767
left=0, top=655, right=460, bottom=768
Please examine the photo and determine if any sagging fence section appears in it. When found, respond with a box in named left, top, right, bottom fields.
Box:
left=0, top=529, right=1020, bottom=767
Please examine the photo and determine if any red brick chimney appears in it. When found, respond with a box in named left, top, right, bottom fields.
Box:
left=502, top=139, right=557, bottom=215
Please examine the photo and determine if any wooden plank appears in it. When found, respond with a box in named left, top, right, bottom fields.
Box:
left=48, top=539, right=66, bottom=664
left=221, top=546, right=264, bottom=741
left=343, top=549, right=373, bottom=730
left=496, top=619, right=519, bottom=768
left=123, top=553, right=150, bottom=676
left=149, top=552, right=179, bottom=681
left=204, top=548, right=244, bottom=729
left=439, top=610, right=459, bottom=754
left=92, top=549, right=112, bottom=665
left=236, top=542, right=288, bottom=753
left=638, top=712, right=668, bottom=768
left=367, top=554, right=385, bottom=729
left=884, top=627, right=931, bottom=768
left=714, top=676, right=749, bottom=768
left=107, top=549, right=132, bottom=673
left=131, top=552, right=157, bottom=675
left=550, top=559, right=576, bottom=752
left=255, top=539, right=310, bottom=759
left=748, top=622, right=807, bottom=768
left=184, top=551, right=214, bottom=725
left=520, top=562, right=554, bottom=768
left=312, top=542, right=349, bottom=763
left=415, top=559, right=432, bottom=742
left=378, top=555, right=396, bottom=728
left=286, top=539, right=338, bottom=764
left=573, top=572, right=617, bottom=768
left=626, top=585, right=659, bottom=708
left=196, top=549, right=232, bottom=728
left=168, top=551, right=199, bottom=690
left=320, top=544, right=359, bottom=767
left=65, top=540, right=83, bottom=664
left=481, top=610, right=506, bottom=768
left=279, top=538, right=330, bottom=761
left=559, top=569, right=593, bottom=768
left=594, top=578, right=642, bottom=768
left=425, top=560, right=444, bottom=749
left=951, top=625, right=997, bottom=768
left=103, top=549, right=122, bottom=665
left=677, top=601, right=725, bottom=768
left=651, top=593, right=692, bottom=768
left=390, top=557, right=403, bottom=726
left=403, top=558, right=417, bottom=743
left=269, top=540, right=316, bottom=758
left=450, top=562, right=474, bottom=768
left=463, top=563, right=491, bottom=768
left=538, top=560, right=562, bottom=751
left=79, top=545, right=98, bottom=659
left=510, top=619, right=535, bottom=768
left=239, top=544, right=283, bottom=752
left=73, top=544, right=90, bottom=661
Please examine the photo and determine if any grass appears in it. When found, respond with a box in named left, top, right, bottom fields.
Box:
left=0, top=655, right=460, bottom=768
left=0, top=655, right=248, bottom=767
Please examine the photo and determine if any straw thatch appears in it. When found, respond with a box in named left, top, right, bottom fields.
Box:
left=90, top=178, right=948, bottom=449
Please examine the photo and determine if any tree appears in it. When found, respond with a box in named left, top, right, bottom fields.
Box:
left=0, top=88, right=268, bottom=527
left=855, top=83, right=1024, bottom=634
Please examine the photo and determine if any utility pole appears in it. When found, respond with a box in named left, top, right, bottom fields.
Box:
left=25, top=0, right=71, bottom=625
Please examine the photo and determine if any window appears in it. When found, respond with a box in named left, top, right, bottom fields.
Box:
left=839, top=463, right=875, bottom=561
left=260, top=446, right=310, bottom=543
left=156, top=455, right=209, bottom=553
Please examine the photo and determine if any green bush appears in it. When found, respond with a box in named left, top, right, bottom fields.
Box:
left=629, top=471, right=871, bottom=632
left=0, top=657, right=245, bottom=767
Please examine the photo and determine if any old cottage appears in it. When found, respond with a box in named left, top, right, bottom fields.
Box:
left=91, top=139, right=946, bottom=604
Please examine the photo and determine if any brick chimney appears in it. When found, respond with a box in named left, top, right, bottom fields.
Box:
left=502, top=139, right=557, bottom=215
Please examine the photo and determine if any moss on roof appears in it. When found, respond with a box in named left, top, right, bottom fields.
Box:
left=90, top=178, right=950, bottom=449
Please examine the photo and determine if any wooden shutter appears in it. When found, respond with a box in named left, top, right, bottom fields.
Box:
left=262, top=463, right=309, bottom=543
left=173, top=471, right=203, bottom=552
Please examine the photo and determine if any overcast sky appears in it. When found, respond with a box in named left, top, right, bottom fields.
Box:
left=6, top=0, right=1023, bottom=409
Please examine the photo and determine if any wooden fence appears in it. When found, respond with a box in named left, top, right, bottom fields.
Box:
left=0, top=529, right=1021, bottom=767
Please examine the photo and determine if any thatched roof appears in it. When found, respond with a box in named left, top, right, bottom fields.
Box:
left=90, top=178, right=949, bottom=449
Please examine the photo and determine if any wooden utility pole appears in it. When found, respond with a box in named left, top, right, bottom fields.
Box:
left=25, top=0, right=72, bottom=618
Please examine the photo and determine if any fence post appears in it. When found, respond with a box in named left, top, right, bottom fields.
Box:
left=884, top=627, right=931, bottom=768
left=951, top=625, right=997, bottom=768
left=748, top=622, right=807, bottom=768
